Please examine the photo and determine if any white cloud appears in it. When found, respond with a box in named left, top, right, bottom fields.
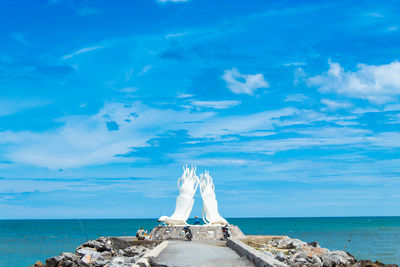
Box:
left=384, top=103, right=400, bottom=111
left=119, top=87, right=138, bottom=93
left=351, top=107, right=380, bottom=115
left=0, top=102, right=213, bottom=169
left=293, top=67, right=306, bottom=86
left=165, top=32, right=188, bottom=39
left=222, top=68, right=269, bottom=95
left=62, top=46, right=103, bottom=60
left=184, top=126, right=372, bottom=157
left=187, top=108, right=297, bottom=138
left=0, top=98, right=50, bottom=117
left=239, top=131, right=275, bottom=137
left=321, top=99, right=352, bottom=110
left=177, top=158, right=250, bottom=166
left=190, top=100, right=241, bottom=109
left=138, top=65, right=153, bottom=76
left=308, top=60, right=400, bottom=104
left=176, top=92, right=194, bottom=99
left=284, top=93, right=308, bottom=102
left=367, top=132, right=400, bottom=147
left=385, top=114, right=400, bottom=124
left=283, top=62, right=306, bottom=67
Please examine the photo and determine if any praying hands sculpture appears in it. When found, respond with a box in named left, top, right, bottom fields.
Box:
left=158, top=165, right=199, bottom=225
left=158, top=166, right=228, bottom=226
left=199, top=171, right=228, bottom=225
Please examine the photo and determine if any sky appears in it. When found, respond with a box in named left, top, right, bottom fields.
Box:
left=0, top=0, right=400, bottom=219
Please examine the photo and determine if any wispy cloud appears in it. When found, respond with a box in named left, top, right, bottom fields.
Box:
left=62, top=46, right=103, bottom=60
left=119, top=87, right=138, bottom=93
left=138, top=65, right=153, bottom=76
left=165, top=32, right=188, bottom=38
left=284, top=93, right=308, bottom=102
left=283, top=62, right=306, bottom=67
left=384, top=103, right=400, bottom=111
left=0, top=98, right=50, bottom=117
left=222, top=68, right=269, bottom=95
left=308, top=60, right=400, bottom=104
left=0, top=102, right=213, bottom=169
left=321, top=99, right=352, bottom=110
left=190, top=100, right=241, bottom=109
left=176, top=92, right=194, bottom=99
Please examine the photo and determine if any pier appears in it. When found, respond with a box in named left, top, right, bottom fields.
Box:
left=153, top=240, right=253, bottom=267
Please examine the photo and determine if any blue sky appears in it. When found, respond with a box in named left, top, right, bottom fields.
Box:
left=1, top=0, right=400, bottom=219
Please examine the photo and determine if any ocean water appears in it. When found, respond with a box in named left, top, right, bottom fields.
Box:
left=0, top=217, right=399, bottom=266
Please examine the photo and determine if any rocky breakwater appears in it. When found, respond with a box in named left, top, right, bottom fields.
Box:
left=248, top=236, right=398, bottom=267
left=31, top=237, right=160, bottom=267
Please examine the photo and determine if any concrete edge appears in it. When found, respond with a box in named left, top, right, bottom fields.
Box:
left=226, top=238, right=289, bottom=267
left=134, top=241, right=169, bottom=267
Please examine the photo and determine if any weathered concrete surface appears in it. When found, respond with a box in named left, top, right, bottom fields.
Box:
left=150, top=225, right=246, bottom=241
left=227, top=238, right=289, bottom=267
left=153, top=240, right=254, bottom=267
left=134, top=241, right=169, bottom=267
left=110, top=236, right=161, bottom=249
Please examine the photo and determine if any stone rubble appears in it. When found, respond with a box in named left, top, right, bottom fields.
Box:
left=252, top=236, right=398, bottom=267
left=32, top=237, right=157, bottom=267
left=31, top=232, right=399, bottom=267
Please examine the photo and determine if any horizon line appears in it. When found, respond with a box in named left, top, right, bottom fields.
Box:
left=1, top=215, right=399, bottom=220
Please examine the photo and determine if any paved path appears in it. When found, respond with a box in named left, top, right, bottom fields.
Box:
left=153, top=240, right=254, bottom=267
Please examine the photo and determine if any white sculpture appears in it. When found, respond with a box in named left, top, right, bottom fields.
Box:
left=158, top=165, right=199, bottom=225
left=200, top=171, right=228, bottom=225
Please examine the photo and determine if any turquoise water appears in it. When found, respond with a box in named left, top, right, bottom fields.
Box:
left=0, top=217, right=399, bottom=266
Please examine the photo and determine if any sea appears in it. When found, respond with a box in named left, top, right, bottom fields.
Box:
left=0, top=217, right=399, bottom=266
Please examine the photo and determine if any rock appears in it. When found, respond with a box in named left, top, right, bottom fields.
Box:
left=76, top=247, right=98, bottom=257
left=79, top=254, right=92, bottom=266
left=276, top=251, right=286, bottom=262
left=269, top=237, right=307, bottom=250
left=295, top=257, right=308, bottom=263
left=310, top=254, right=322, bottom=266
left=108, top=256, right=136, bottom=267
left=31, top=261, right=45, bottom=267
left=45, top=256, right=62, bottom=267
left=59, top=252, right=79, bottom=262
left=58, top=260, right=78, bottom=267
left=354, top=259, right=399, bottom=267
left=307, top=241, right=320, bottom=248
left=92, top=251, right=112, bottom=267
left=122, top=245, right=147, bottom=257
left=82, top=239, right=111, bottom=252
left=321, top=254, right=342, bottom=266
left=296, top=251, right=311, bottom=260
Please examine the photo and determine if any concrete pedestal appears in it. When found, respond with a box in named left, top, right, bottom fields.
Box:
left=150, top=225, right=246, bottom=241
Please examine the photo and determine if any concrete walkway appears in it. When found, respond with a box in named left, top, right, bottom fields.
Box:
left=153, top=240, right=254, bottom=267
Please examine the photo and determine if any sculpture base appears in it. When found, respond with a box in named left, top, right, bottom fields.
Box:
left=150, top=225, right=246, bottom=241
